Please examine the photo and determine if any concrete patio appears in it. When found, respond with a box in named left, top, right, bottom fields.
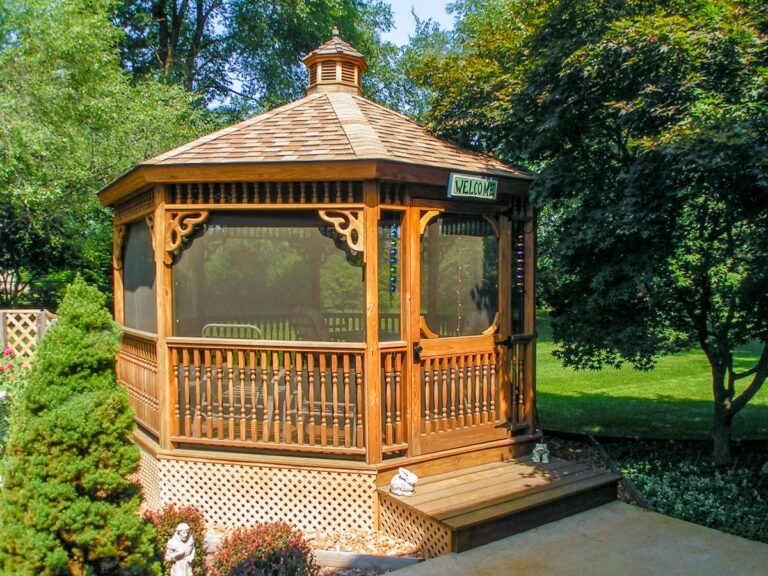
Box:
left=393, top=501, right=768, bottom=575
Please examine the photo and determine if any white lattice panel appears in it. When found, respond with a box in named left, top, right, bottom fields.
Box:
left=135, top=446, right=162, bottom=511
left=137, top=454, right=376, bottom=532
left=379, top=496, right=451, bottom=558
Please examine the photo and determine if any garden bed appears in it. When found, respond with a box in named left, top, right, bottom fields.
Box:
left=546, top=432, right=768, bottom=544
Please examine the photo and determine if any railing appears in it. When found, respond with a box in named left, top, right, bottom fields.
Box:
left=381, top=346, right=407, bottom=455
left=509, top=336, right=533, bottom=428
left=118, top=329, right=160, bottom=437
left=0, top=309, right=56, bottom=366
left=168, top=338, right=366, bottom=455
left=421, top=350, right=499, bottom=435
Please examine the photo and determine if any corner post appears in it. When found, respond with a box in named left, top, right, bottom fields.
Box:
left=496, top=215, right=512, bottom=421
left=364, top=181, right=382, bottom=464
left=523, top=201, right=537, bottom=430
left=154, top=185, right=173, bottom=449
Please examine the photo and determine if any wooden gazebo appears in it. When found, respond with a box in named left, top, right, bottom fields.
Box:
left=101, top=31, right=617, bottom=556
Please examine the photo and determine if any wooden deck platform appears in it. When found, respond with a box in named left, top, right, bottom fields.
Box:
left=378, top=457, right=621, bottom=557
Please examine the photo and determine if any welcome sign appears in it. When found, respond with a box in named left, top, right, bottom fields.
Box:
left=447, top=173, right=499, bottom=201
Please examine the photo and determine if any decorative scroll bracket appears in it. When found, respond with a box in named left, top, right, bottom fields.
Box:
left=165, top=210, right=209, bottom=265
left=113, top=225, right=126, bottom=271
left=145, top=215, right=156, bottom=256
left=318, top=210, right=364, bottom=253
left=419, top=210, right=442, bottom=236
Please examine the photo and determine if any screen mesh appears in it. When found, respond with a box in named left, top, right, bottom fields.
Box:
left=420, top=214, right=499, bottom=337
left=123, top=221, right=157, bottom=333
left=173, top=212, right=364, bottom=341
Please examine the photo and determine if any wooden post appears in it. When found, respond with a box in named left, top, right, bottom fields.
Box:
left=0, top=311, right=6, bottom=351
left=36, top=309, right=47, bottom=343
left=406, top=206, right=422, bottom=456
left=523, top=201, right=537, bottom=430
left=154, top=185, right=174, bottom=449
left=496, top=215, right=512, bottom=421
left=113, top=223, right=125, bottom=326
left=364, top=181, right=382, bottom=464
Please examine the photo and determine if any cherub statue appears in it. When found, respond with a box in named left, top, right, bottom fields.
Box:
left=389, top=467, right=419, bottom=496
left=165, top=522, right=196, bottom=576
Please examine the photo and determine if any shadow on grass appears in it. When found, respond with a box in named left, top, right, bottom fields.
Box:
left=539, top=390, right=768, bottom=440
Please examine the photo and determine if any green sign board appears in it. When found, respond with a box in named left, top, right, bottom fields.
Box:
left=447, top=173, right=499, bottom=201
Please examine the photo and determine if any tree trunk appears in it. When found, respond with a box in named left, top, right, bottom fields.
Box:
left=712, top=401, right=733, bottom=466
left=709, top=355, right=733, bottom=466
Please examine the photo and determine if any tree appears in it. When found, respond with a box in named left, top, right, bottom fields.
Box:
left=0, top=0, right=212, bottom=306
left=0, top=278, right=159, bottom=575
left=115, top=0, right=398, bottom=112
left=407, top=0, right=768, bottom=464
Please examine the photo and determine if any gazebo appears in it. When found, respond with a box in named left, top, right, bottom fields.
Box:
left=101, top=30, right=616, bottom=556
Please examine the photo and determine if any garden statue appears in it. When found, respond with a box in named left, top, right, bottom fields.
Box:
left=389, top=467, right=419, bottom=496
left=165, top=522, right=196, bottom=576
left=531, top=443, right=550, bottom=464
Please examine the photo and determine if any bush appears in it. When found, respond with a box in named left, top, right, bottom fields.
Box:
left=0, top=277, right=160, bottom=575
left=145, top=504, right=209, bottom=576
left=610, top=440, right=768, bottom=543
left=211, top=522, right=318, bottom=576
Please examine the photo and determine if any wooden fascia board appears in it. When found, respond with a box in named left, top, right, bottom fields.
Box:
left=375, top=160, right=533, bottom=195
left=98, top=159, right=533, bottom=207
left=98, top=161, right=380, bottom=207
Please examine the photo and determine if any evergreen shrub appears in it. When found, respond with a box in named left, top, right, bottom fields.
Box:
left=145, top=504, right=208, bottom=576
left=0, top=277, right=160, bottom=575
left=210, top=522, right=318, bottom=576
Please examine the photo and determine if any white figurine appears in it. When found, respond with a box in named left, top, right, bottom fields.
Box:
left=531, top=443, right=550, bottom=464
left=389, top=467, right=419, bottom=496
left=165, top=522, right=195, bottom=576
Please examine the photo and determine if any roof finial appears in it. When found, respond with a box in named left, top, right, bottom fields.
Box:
left=332, top=25, right=340, bottom=38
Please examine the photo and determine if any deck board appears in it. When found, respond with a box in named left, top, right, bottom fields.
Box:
left=378, top=457, right=621, bottom=555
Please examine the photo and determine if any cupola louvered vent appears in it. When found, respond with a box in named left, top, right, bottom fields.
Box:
left=302, top=26, right=366, bottom=96
left=321, top=62, right=337, bottom=82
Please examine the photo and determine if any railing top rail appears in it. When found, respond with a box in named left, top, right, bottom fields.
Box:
left=167, top=336, right=366, bottom=352
left=121, top=327, right=158, bottom=342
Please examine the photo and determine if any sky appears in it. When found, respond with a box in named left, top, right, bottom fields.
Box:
left=382, top=0, right=454, bottom=46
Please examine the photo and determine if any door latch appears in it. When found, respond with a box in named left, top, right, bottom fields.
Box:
left=412, top=342, right=423, bottom=362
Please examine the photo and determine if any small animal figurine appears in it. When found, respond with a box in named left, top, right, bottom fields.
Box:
left=389, top=467, right=419, bottom=496
left=531, top=442, right=550, bottom=464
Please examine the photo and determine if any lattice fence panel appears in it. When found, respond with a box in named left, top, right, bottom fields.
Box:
left=379, top=496, right=451, bottom=558
left=1, top=310, right=55, bottom=366
left=134, top=446, right=162, bottom=512
left=157, top=458, right=376, bottom=532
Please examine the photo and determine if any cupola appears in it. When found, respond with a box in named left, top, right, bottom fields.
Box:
left=302, top=26, right=366, bottom=95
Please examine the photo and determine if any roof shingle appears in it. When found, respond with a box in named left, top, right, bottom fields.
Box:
left=142, top=92, right=528, bottom=179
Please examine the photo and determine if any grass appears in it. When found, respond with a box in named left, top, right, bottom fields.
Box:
left=536, top=312, right=768, bottom=440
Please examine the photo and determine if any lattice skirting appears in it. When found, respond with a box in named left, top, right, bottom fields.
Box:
left=135, top=444, right=376, bottom=532
left=379, top=496, right=451, bottom=558
left=135, top=447, right=162, bottom=511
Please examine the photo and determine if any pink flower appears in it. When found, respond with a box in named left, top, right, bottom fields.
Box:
left=3, top=347, right=12, bottom=356
left=5, top=363, right=10, bottom=370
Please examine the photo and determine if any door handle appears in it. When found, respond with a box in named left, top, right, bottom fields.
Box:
left=413, top=343, right=423, bottom=362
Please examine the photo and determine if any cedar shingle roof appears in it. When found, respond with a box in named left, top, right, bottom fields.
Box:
left=302, top=32, right=364, bottom=61
left=142, top=92, right=528, bottom=179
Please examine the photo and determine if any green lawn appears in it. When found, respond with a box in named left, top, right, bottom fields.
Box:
left=536, top=313, right=768, bottom=440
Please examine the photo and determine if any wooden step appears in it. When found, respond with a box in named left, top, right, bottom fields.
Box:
left=378, top=458, right=621, bottom=556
